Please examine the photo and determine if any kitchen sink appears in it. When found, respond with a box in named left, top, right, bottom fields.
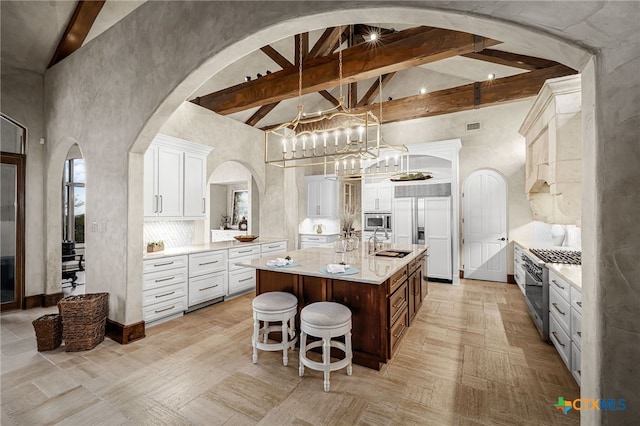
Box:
left=375, top=249, right=412, bottom=258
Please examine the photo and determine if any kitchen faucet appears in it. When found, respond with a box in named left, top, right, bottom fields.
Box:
left=368, top=226, right=389, bottom=253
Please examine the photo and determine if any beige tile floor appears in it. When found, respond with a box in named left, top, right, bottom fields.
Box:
left=1, top=280, right=580, bottom=425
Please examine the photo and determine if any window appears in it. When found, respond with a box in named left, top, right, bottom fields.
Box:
left=63, top=158, right=85, bottom=243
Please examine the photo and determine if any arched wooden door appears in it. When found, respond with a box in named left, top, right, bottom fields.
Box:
left=463, top=169, right=508, bottom=282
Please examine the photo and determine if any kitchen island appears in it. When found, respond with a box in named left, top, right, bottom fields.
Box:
left=239, top=244, right=428, bottom=370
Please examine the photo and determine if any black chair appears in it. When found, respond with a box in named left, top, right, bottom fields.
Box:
left=62, top=241, right=84, bottom=285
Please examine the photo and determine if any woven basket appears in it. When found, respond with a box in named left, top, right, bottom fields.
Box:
left=32, top=314, right=62, bottom=351
left=58, top=292, right=109, bottom=352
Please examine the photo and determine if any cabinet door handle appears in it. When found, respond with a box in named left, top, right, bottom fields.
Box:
left=552, top=279, right=565, bottom=290
left=392, top=298, right=405, bottom=308
left=238, top=249, right=252, bottom=253
left=239, top=276, right=253, bottom=283
left=394, top=324, right=406, bottom=339
left=267, top=245, right=280, bottom=249
left=155, top=305, right=175, bottom=314
left=153, top=261, right=174, bottom=267
left=316, top=205, right=320, bottom=215
left=551, top=331, right=565, bottom=347
left=154, top=195, right=159, bottom=213
left=577, top=369, right=581, bottom=377
left=576, top=301, right=582, bottom=307
left=155, top=291, right=175, bottom=298
left=155, top=276, right=175, bottom=283
left=199, top=261, right=218, bottom=266
left=202, top=198, right=206, bottom=214
left=552, top=302, right=566, bottom=316
left=199, top=284, right=219, bottom=291
left=159, top=195, right=163, bottom=213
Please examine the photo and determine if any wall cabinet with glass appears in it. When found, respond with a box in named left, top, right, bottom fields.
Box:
left=144, top=134, right=212, bottom=219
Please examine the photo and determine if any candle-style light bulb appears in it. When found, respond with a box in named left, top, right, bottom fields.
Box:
left=302, top=135, right=307, bottom=152
left=311, top=133, right=317, bottom=151
left=334, top=130, right=340, bottom=148
left=322, top=132, right=328, bottom=149
left=358, top=126, right=364, bottom=142
left=282, top=137, right=287, bottom=154
left=292, top=136, right=297, bottom=153
left=351, top=159, right=355, bottom=171
left=346, top=128, right=352, bottom=147
left=385, top=155, right=389, bottom=169
left=334, top=160, right=339, bottom=174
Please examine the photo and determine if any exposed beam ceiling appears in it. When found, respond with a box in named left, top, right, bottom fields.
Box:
left=356, top=73, right=396, bottom=108
left=462, top=49, right=557, bottom=71
left=192, top=26, right=500, bottom=115
left=245, top=102, right=280, bottom=126
left=48, top=0, right=106, bottom=68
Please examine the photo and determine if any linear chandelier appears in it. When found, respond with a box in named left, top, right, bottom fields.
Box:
left=264, top=38, right=381, bottom=170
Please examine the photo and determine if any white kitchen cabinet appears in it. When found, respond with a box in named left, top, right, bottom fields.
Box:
left=188, top=250, right=227, bottom=307
left=142, top=255, right=188, bottom=325
left=363, top=179, right=392, bottom=212
left=211, top=229, right=246, bottom=242
left=305, top=175, right=338, bottom=218
left=299, top=234, right=339, bottom=249
left=513, top=245, right=525, bottom=295
left=227, top=245, right=261, bottom=295
left=261, top=241, right=288, bottom=256
left=144, top=134, right=213, bottom=219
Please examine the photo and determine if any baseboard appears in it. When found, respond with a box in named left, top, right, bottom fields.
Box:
left=44, top=292, right=64, bottom=307
left=105, top=319, right=145, bottom=344
left=507, top=274, right=516, bottom=284
left=23, top=294, right=44, bottom=309
left=459, top=270, right=464, bottom=279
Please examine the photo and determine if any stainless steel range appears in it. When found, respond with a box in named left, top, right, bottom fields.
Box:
left=521, top=248, right=582, bottom=342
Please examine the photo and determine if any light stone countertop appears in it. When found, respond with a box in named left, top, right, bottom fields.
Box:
left=142, top=237, right=287, bottom=260
left=513, top=240, right=582, bottom=290
left=238, top=243, right=428, bottom=285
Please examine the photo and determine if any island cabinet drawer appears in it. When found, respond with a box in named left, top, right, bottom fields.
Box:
left=189, top=271, right=226, bottom=306
left=189, top=250, right=227, bottom=276
left=570, top=286, right=582, bottom=314
left=549, top=270, right=571, bottom=300
left=261, top=241, right=287, bottom=255
left=143, top=268, right=188, bottom=291
left=143, top=255, right=188, bottom=274
left=143, top=297, right=186, bottom=324
left=389, top=310, right=409, bottom=356
left=142, top=282, right=185, bottom=307
left=228, top=269, right=256, bottom=295
left=408, top=256, right=422, bottom=275
left=389, top=282, right=408, bottom=324
left=549, top=314, right=571, bottom=369
left=228, top=245, right=261, bottom=259
left=389, top=267, right=408, bottom=295
left=549, top=285, right=571, bottom=333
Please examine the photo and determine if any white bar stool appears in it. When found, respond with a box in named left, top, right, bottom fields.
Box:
left=299, top=301, right=352, bottom=392
left=252, top=291, right=298, bottom=366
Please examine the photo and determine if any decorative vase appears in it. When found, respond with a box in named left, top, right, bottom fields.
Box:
left=550, top=224, right=566, bottom=246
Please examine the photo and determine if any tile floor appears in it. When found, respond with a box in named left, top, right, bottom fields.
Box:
left=1, top=280, right=580, bottom=425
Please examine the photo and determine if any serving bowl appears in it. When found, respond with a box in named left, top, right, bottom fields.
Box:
left=234, top=235, right=258, bottom=242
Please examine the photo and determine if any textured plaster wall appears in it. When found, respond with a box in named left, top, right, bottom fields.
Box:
left=40, top=3, right=639, bottom=422
left=0, top=70, right=46, bottom=297
left=383, top=100, right=534, bottom=274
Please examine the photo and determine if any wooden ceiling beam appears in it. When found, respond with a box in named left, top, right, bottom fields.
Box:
left=356, top=72, right=396, bottom=108
left=319, top=90, right=340, bottom=107
left=260, top=45, right=293, bottom=69
left=308, top=26, right=345, bottom=59
left=349, top=64, right=577, bottom=124
left=194, top=26, right=501, bottom=115
left=462, top=49, right=558, bottom=70
left=48, top=0, right=106, bottom=68
left=294, top=33, right=309, bottom=65
left=245, top=102, right=280, bottom=127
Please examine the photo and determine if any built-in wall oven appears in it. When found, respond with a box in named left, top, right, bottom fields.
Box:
left=363, top=212, right=392, bottom=232
left=522, top=251, right=549, bottom=341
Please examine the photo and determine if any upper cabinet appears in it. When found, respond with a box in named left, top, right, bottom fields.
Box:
left=305, top=175, right=338, bottom=218
left=519, top=75, right=582, bottom=225
left=362, top=179, right=392, bottom=212
left=144, top=134, right=213, bottom=219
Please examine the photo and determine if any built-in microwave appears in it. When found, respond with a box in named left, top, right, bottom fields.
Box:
left=364, top=213, right=392, bottom=232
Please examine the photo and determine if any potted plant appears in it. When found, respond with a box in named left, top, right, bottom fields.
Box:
left=146, top=240, right=164, bottom=253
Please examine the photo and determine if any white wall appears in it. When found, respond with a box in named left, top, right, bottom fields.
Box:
left=383, top=100, right=535, bottom=274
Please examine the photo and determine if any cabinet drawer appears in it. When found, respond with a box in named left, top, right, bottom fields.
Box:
left=228, top=254, right=260, bottom=272
left=189, top=272, right=226, bottom=306
left=389, top=310, right=408, bottom=356
left=571, top=307, right=581, bottom=349
left=300, top=235, right=329, bottom=243
left=389, top=282, right=408, bottom=324
left=549, top=285, right=571, bottom=333
left=143, top=281, right=186, bottom=307
left=261, top=241, right=287, bottom=254
left=571, top=343, right=582, bottom=387
left=143, top=296, right=186, bottom=324
left=189, top=250, right=227, bottom=276
left=389, top=267, right=408, bottom=295
left=549, top=314, right=571, bottom=369
left=228, top=245, right=261, bottom=259
left=143, top=268, right=188, bottom=291
left=549, top=270, right=571, bottom=300
left=408, top=256, right=422, bottom=275
left=143, top=255, right=188, bottom=274
left=229, top=269, right=256, bottom=295
left=571, top=286, right=582, bottom=314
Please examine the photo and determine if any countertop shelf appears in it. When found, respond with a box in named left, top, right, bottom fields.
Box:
left=143, top=237, right=286, bottom=260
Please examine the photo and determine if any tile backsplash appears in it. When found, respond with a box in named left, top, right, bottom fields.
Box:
left=532, top=221, right=581, bottom=249
left=144, top=221, right=194, bottom=249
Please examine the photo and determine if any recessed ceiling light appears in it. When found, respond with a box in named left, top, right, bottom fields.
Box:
left=420, top=88, right=427, bottom=94
left=488, top=73, right=496, bottom=80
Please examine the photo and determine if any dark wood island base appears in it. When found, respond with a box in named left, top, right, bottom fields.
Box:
left=256, top=252, right=427, bottom=370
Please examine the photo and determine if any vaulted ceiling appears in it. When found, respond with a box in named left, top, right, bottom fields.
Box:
left=1, top=1, right=576, bottom=130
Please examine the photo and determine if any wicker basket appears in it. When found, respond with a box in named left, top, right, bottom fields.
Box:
left=58, top=292, right=109, bottom=352
left=32, top=314, right=62, bottom=351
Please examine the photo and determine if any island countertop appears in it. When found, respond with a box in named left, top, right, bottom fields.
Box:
left=237, top=243, right=428, bottom=285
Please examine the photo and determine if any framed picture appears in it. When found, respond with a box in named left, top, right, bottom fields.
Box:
left=231, top=189, right=249, bottom=226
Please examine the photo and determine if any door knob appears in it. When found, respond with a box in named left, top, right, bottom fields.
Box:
left=497, top=237, right=506, bottom=241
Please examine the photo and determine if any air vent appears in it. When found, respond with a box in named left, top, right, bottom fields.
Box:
left=466, top=122, right=481, bottom=131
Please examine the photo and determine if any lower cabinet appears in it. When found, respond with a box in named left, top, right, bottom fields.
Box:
left=388, top=267, right=409, bottom=357
left=142, top=255, right=188, bottom=325
left=228, top=244, right=261, bottom=296
left=299, top=234, right=339, bottom=249
left=408, top=255, right=424, bottom=324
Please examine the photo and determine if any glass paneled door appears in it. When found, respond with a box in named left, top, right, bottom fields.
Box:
left=0, top=154, right=25, bottom=310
